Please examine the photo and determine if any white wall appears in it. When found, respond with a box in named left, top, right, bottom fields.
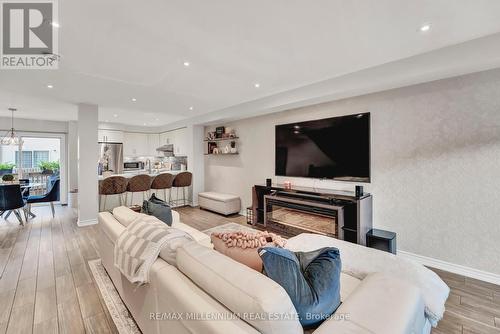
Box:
left=205, top=68, right=500, bottom=276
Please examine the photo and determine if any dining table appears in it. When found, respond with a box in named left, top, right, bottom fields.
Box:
left=0, top=182, right=44, bottom=220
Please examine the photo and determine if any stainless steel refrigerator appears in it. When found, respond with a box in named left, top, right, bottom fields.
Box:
left=98, top=142, right=123, bottom=175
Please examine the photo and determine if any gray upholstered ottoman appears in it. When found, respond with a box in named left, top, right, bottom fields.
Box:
left=198, top=192, right=241, bottom=215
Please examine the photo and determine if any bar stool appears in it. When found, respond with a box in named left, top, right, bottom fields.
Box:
left=99, top=176, right=127, bottom=212
left=150, top=173, right=174, bottom=203
left=126, top=174, right=152, bottom=206
left=171, top=172, right=192, bottom=207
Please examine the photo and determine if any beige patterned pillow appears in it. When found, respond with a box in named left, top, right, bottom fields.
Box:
left=210, top=231, right=286, bottom=271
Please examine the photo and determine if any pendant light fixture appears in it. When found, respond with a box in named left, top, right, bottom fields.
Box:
left=1, top=108, right=23, bottom=146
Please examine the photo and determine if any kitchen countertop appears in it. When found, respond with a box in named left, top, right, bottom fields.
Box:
left=98, top=170, right=184, bottom=180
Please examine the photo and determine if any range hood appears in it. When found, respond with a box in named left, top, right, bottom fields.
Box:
left=156, top=144, right=174, bottom=156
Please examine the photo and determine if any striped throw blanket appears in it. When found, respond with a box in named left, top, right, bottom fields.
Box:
left=114, top=215, right=179, bottom=285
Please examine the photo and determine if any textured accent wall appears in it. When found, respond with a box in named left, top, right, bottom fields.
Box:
left=205, top=68, right=500, bottom=275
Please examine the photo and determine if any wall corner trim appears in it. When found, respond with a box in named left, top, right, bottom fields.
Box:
left=398, top=250, right=500, bottom=286
left=77, top=218, right=98, bottom=227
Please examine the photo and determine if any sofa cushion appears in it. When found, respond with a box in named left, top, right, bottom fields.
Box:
left=314, top=272, right=426, bottom=334
left=112, top=206, right=181, bottom=227
left=259, top=247, right=342, bottom=328
left=340, top=272, right=361, bottom=302
left=112, top=206, right=140, bottom=227
left=177, top=241, right=303, bottom=334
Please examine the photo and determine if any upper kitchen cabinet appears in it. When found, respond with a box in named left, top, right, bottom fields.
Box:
left=174, top=127, right=188, bottom=156
left=148, top=133, right=160, bottom=156
left=159, top=127, right=188, bottom=156
left=123, top=132, right=149, bottom=157
left=98, top=129, right=124, bottom=143
left=159, top=131, right=174, bottom=146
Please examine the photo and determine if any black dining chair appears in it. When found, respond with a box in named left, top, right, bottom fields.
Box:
left=0, top=184, right=27, bottom=225
left=19, top=178, right=30, bottom=198
left=27, top=178, right=60, bottom=218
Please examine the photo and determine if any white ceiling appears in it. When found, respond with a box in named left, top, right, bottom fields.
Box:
left=1, top=0, right=500, bottom=126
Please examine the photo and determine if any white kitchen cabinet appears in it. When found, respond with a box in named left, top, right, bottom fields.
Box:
left=158, top=128, right=188, bottom=156
left=98, top=129, right=124, bottom=143
left=148, top=133, right=160, bottom=156
left=159, top=131, right=174, bottom=146
left=173, top=127, right=188, bottom=156
left=123, top=132, right=149, bottom=157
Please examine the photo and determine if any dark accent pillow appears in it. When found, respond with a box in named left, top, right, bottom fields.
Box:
left=142, top=193, right=173, bottom=226
left=259, top=247, right=341, bottom=328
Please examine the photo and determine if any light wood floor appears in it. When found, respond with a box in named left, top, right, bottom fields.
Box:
left=0, top=205, right=499, bottom=334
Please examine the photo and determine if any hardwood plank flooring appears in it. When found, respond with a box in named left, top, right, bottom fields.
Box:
left=1, top=204, right=499, bottom=334
left=0, top=205, right=117, bottom=334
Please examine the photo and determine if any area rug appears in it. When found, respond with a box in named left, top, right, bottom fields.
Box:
left=88, top=259, right=142, bottom=334
left=202, top=222, right=256, bottom=236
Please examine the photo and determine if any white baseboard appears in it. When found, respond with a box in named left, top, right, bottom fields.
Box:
left=398, top=250, right=500, bottom=286
left=77, top=218, right=98, bottom=227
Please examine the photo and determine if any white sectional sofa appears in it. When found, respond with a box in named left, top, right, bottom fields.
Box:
left=97, top=207, right=449, bottom=334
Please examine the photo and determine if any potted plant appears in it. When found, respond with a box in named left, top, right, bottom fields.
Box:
left=38, top=161, right=60, bottom=174
left=1, top=174, right=14, bottom=182
left=0, top=162, right=15, bottom=176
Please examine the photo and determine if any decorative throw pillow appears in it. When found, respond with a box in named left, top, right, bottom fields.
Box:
left=259, top=247, right=341, bottom=328
left=211, top=231, right=286, bottom=271
left=142, top=193, right=172, bottom=225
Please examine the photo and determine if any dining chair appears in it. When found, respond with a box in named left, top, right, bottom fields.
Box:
left=0, top=184, right=27, bottom=225
left=26, top=178, right=60, bottom=218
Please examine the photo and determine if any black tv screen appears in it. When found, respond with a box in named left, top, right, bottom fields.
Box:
left=275, top=113, right=370, bottom=182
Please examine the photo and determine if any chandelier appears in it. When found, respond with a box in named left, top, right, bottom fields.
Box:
left=1, top=108, right=23, bottom=146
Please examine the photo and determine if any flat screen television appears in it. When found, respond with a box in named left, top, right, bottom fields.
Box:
left=275, top=113, right=370, bottom=182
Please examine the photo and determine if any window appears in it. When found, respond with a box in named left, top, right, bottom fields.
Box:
left=33, top=151, right=50, bottom=167
left=15, top=151, right=33, bottom=168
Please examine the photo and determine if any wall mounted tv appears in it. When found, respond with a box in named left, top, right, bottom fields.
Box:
left=275, top=113, right=370, bottom=182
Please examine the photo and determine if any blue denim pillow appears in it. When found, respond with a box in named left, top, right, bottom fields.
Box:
left=142, top=193, right=172, bottom=226
left=259, top=247, right=341, bottom=328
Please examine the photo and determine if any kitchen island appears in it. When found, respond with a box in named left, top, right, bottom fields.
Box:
left=98, top=170, right=190, bottom=210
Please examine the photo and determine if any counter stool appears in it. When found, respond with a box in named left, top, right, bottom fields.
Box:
left=150, top=173, right=174, bottom=203
left=99, top=176, right=127, bottom=212
left=171, top=172, right=192, bottom=207
left=126, top=174, right=152, bottom=206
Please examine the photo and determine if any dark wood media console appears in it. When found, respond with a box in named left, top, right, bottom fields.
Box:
left=251, top=184, right=373, bottom=245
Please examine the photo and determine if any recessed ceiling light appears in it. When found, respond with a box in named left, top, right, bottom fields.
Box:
left=47, top=84, right=53, bottom=89
left=419, top=24, right=431, bottom=32
left=51, top=22, right=60, bottom=28
left=143, top=123, right=147, bottom=126
left=183, top=61, right=190, bottom=67
left=131, top=98, right=137, bottom=102
left=113, top=114, right=118, bottom=118
left=254, top=83, right=260, bottom=88
left=293, top=125, right=300, bottom=129
left=189, top=106, right=194, bottom=111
